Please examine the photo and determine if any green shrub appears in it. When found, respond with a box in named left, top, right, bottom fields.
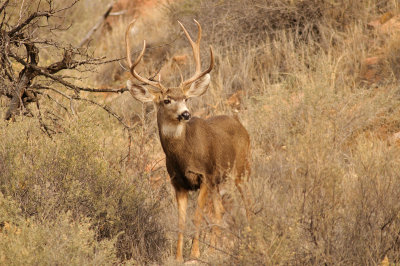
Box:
left=0, top=198, right=117, bottom=266
left=0, top=114, right=168, bottom=263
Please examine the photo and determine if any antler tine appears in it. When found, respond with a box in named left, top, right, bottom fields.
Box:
left=125, top=20, right=165, bottom=91
left=178, top=20, right=214, bottom=89
left=178, top=19, right=201, bottom=74
left=181, top=45, right=214, bottom=88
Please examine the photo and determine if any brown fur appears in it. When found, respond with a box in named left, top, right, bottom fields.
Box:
left=160, top=115, right=250, bottom=191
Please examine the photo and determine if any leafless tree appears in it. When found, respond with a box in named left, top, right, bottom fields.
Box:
left=0, top=0, right=129, bottom=134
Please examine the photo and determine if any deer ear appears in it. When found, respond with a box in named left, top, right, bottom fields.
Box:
left=127, top=80, right=155, bottom=102
left=185, top=74, right=210, bottom=98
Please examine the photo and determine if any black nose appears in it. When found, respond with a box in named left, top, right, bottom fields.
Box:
left=180, top=111, right=191, bottom=121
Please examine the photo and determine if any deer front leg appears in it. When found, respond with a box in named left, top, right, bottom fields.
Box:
left=175, top=188, right=188, bottom=262
left=210, top=189, right=224, bottom=249
left=190, top=182, right=208, bottom=259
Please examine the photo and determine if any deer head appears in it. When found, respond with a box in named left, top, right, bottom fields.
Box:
left=125, top=20, right=214, bottom=130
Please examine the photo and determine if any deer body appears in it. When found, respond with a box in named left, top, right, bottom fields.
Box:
left=125, top=20, right=251, bottom=262
left=160, top=115, right=250, bottom=190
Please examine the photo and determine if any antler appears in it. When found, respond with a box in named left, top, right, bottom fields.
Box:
left=178, top=20, right=214, bottom=90
left=125, top=20, right=166, bottom=92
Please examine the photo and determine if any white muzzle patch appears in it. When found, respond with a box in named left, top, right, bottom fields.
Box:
left=176, top=102, right=189, bottom=117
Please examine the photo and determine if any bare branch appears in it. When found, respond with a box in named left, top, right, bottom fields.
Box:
left=46, top=50, right=74, bottom=74
left=54, top=0, right=80, bottom=14
left=1, top=0, right=134, bottom=127
left=10, top=46, right=130, bottom=95
left=8, top=11, right=52, bottom=36
left=31, top=84, right=72, bottom=100
left=0, top=0, right=10, bottom=15
left=33, top=84, right=133, bottom=133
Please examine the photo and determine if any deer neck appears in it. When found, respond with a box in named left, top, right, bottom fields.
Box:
left=157, top=119, right=187, bottom=157
left=159, top=121, right=186, bottom=139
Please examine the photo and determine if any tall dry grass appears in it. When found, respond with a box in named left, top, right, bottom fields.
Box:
left=161, top=0, right=400, bottom=264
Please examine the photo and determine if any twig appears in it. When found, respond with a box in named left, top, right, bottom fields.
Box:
left=18, top=0, right=26, bottom=25
left=31, top=84, right=76, bottom=116
left=36, top=99, right=54, bottom=138
left=43, top=93, right=69, bottom=114
left=32, top=84, right=71, bottom=98
left=10, top=52, right=129, bottom=94
left=150, top=156, right=166, bottom=172
left=75, top=96, right=131, bottom=130
left=8, top=11, right=52, bottom=36
left=54, top=0, right=80, bottom=13
left=0, top=0, right=9, bottom=15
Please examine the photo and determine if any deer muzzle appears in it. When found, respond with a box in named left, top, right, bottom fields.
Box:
left=178, top=111, right=191, bottom=121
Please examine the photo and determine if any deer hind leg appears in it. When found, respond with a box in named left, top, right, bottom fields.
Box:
left=175, top=188, right=188, bottom=262
left=235, top=158, right=252, bottom=221
left=190, top=182, right=208, bottom=259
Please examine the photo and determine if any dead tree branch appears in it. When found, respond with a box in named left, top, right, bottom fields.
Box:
left=8, top=11, right=52, bottom=36
left=0, top=0, right=9, bottom=15
left=0, top=0, right=135, bottom=130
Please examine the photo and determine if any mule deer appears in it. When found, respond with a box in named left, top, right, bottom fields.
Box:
left=125, top=20, right=251, bottom=262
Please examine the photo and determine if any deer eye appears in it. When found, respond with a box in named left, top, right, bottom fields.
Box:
left=163, top=99, right=171, bottom=104
left=184, top=98, right=188, bottom=102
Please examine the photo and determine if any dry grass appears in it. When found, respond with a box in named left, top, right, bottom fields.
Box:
left=1, top=0, right=400, bottom=264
